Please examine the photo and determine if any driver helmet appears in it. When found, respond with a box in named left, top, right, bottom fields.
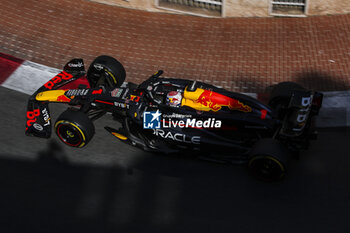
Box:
left=166, top=91, right=182, bottom=107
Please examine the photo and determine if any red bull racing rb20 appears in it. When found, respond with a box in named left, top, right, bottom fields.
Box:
left=25, top=56, right=323, bottom=181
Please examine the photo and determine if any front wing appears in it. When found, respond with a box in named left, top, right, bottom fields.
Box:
left=25, top=58, right=90, bottom=138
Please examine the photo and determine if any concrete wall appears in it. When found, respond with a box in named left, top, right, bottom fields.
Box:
left=307, top=0, right=350, bottom=15
left=90, top=0, right=350, bottom=17
left=224, top=0, right=269, bottom=17
left=90, top=0, right=166, bottom=13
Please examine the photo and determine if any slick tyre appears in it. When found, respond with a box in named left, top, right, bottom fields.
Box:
left=248, top=139, right=289, bottom=181
left=87, top=55, right=126, bottom=88
left=268, top=82, right=304, bottom=109
left=55, top=109, right=95, bottom=148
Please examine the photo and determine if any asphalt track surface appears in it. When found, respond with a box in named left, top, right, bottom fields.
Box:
left=0, top=86, right=350, bottom=233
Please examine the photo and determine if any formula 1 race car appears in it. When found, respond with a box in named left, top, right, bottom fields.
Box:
left=25, top=56, right=323, bottom=181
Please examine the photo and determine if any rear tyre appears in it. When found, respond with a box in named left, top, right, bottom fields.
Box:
left=87, top=55, right=126, bottom=88
left=248, top=138, right=289, bottom=181
left=55, top=109, right=95, bottom=148
left=268, top=82, right=304, bottom=109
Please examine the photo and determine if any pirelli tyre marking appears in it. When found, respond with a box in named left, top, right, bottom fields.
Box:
left=55, top=120, right=86, bottom=148
left=105, top=69, right=118, bottom=85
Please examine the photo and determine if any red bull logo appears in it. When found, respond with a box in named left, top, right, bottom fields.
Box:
left=56, top=94, right=71, bottom=102
left=182, top=88, right=252, bottom=112
left=130, top=95, right=140, bottom=102
left=197, top=90, right=252, bottom=112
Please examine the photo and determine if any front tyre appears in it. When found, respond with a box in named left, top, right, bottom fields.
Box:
left=248, top=139, right=289, bottom=181
left=87, top=55, right=126, bottom=88
left=55, top=109, right=95, bottom=148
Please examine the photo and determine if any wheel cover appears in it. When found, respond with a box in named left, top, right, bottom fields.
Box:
left=55, top=121, right=86, bottom=147
left=249, top=156, right=285, bottom=181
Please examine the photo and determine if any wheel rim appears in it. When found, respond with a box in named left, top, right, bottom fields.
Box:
left=56, top=122, right=84, bottom=147
left=249, top=156, right=285, bottom=181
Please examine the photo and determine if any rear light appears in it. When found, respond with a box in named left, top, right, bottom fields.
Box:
left=312, top=92, right=323, bottom=108
left=311, top=92, right=323, bottom=115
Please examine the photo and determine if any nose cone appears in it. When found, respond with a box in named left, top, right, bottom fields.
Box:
left=36, top=90, right=70, bottom=102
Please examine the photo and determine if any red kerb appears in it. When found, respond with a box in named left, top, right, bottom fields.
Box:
left=0, top=52, right=24, bottom=84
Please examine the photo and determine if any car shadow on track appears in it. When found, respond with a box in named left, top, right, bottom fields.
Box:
left=1, top=130, right=350, bottom=233
left=0, top=141, right=248, bottom=233
left=294, top=70, right=349, bottom=91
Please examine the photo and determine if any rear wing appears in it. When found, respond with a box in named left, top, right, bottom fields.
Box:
left=280, top=90, right=323, bottom=136
left=25, top=59, right=90, bottom=138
